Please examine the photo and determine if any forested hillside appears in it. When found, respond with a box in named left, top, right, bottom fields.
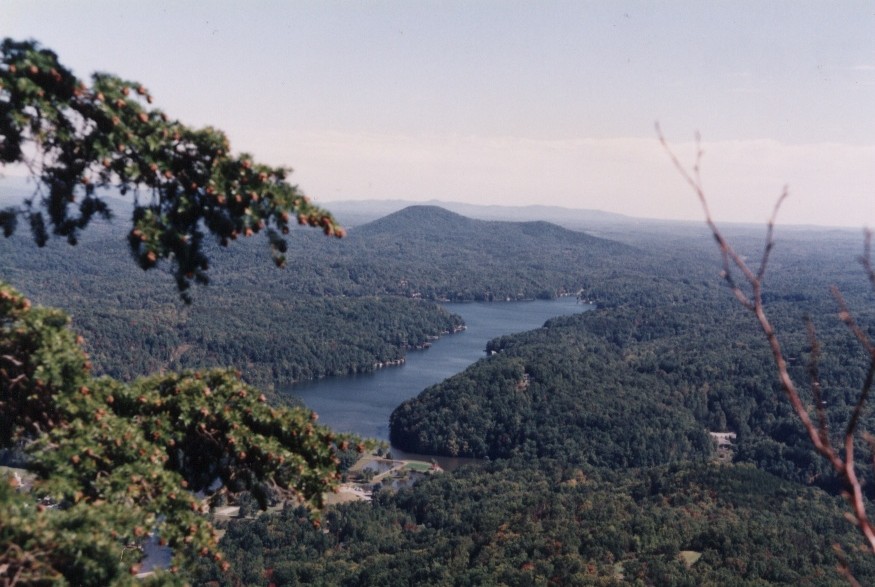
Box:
left=197, top=212, right=875, bottom=585
left=0, top=204, right=637, bottom=388
left=391, top=226, right=874, bottom=486
left=254, top=205, right=637, bottom=302
left=389, top=317, right=715, bottom=466
left=196, top=462, right=875, bottom=585
left=4, top=194, right=874, bottom=584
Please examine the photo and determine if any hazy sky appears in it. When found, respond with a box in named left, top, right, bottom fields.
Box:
left=3, top=1, right=874, bottom=227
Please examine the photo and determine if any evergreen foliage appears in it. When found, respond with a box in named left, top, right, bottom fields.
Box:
left=1, top=283, right=353, bottom=584
left=0, top=38, right=342, bottom=302
left=0, top=39, right=357, bottom=584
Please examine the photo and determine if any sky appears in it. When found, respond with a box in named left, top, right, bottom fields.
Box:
left=3, top=1, right=874, bottom=227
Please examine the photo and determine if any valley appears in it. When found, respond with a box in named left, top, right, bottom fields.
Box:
left=3, top=202, right=875, bottom=584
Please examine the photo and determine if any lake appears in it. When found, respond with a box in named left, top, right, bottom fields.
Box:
left=140, top=296, right=593, bottom=568
left=286, top=296, right=593, bottom=441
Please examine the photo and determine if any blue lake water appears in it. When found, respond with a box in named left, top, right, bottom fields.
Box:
left=286, top=297, right=592, bottom=441
left=141, top=297, right=593, bottom=569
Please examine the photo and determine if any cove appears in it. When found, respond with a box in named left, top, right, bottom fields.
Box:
left=286, top=297, right=593, bottom=442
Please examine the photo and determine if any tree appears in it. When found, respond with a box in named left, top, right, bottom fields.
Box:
left=1, top=283, right=360, bottom=584
left=0, top=38, right=344, bottom=302
left=659, top=125, right=875, bottom=585
left=0, top=39, right=361, bottom=584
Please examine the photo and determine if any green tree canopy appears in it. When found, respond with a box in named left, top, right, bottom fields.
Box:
left=0, top=38, right=359, bottom=584
left=1, top=282, right=356, bottom=584
left=0, top=37, right=343, bottom=301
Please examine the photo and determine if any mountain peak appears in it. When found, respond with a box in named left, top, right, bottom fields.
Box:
left=354, top=205, right=476, bottom=237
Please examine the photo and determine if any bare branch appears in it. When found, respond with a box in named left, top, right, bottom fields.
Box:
left=833, top=287, right=875, bottom=356
left=0, top=354, right=23, bottom=367
left=834, top=543, right=864, bottom=587
left=757, top=188, right=789, bottom=282
left=659, top=125, right=875, bottom=567
left=806, top=319, right=831, bottom=450
left=656, top=123, right=757, bottom=309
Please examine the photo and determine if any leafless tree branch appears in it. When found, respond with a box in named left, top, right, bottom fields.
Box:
left=657, top=124, right=875, bottom=562
left=834, top=543, right=864, bottom=587
left=806, top=319, right=831, bottom=449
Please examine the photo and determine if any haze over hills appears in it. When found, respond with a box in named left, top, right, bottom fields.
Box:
left=0, top=202, right=636, bottom=388
left=0, top=177, right=645, bottom=236
left=349, top=205, right=633, bottom=257
left=6, top=182, right=875, bottom=582
left=1, top=173, right=860, bottom=249
left=320, top=198, right=637, bottom=230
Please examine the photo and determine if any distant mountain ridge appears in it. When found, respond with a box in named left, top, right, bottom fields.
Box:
left=347, top=204, right=635, bottom=262
left=353, top=205, right=479, bottom=237
left=320, top=198, right=638, bottom=231
left=0, top=200, right=639, bottom=387
left=359, top=204, right=560, bottom=233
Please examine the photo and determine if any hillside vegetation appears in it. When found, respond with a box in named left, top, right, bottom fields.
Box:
left=201, top=210, right=875, bottom=584
left=0, top=205, right=637, bottom=389
left=4, top=200, right=875, bottom=584
left=390, top=224, right=874, bottom=487
left=196, top=462, right=875, bottom=586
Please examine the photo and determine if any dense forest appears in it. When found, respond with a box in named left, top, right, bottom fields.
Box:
left=4, top=200, right=875, bottom=584
left=0, top=205, right=638, bottom=388
left=194, top=462, right=875, bottom=586
left=386, top=218, right=875, bottom=487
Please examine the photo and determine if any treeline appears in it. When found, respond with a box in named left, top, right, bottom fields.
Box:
left=5, top=203, right=871, bottom=482
left=194, top=461, right=875, bottom=586
left=6, top=198, right=875, bottom=583
left=390, top=225, right=875, bottom=487
left=182, top=205, right=637, bottom=303
left=389, top=344, right=713, bottom=467
left=0, top=204, right=639, bottom=388
left=0, top=215, right=468, bottom=388
left=194, top=217, right=875, bottom=585
left=71, top=295, right=462, bottom=387
left=2, top=203, right=638, bottom=303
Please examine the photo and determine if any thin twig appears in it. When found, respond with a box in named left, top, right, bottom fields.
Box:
left=833, top=288, right=875, bottom=356
left=806, top=319, right=831, bottom=449
left=834, top=543, right=864, bottom=587
left=658, top=125, right=875, bottom=561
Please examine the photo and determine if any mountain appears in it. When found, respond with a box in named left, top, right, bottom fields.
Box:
left=0, top=203, right=637, bottom=387
left=315, top=205, right=640, bottom=303
left=7, top=182, right=875, bottom=583
left=321, top=198, right=637, bottom=230
left=350, top=204, right=631, bottom=255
